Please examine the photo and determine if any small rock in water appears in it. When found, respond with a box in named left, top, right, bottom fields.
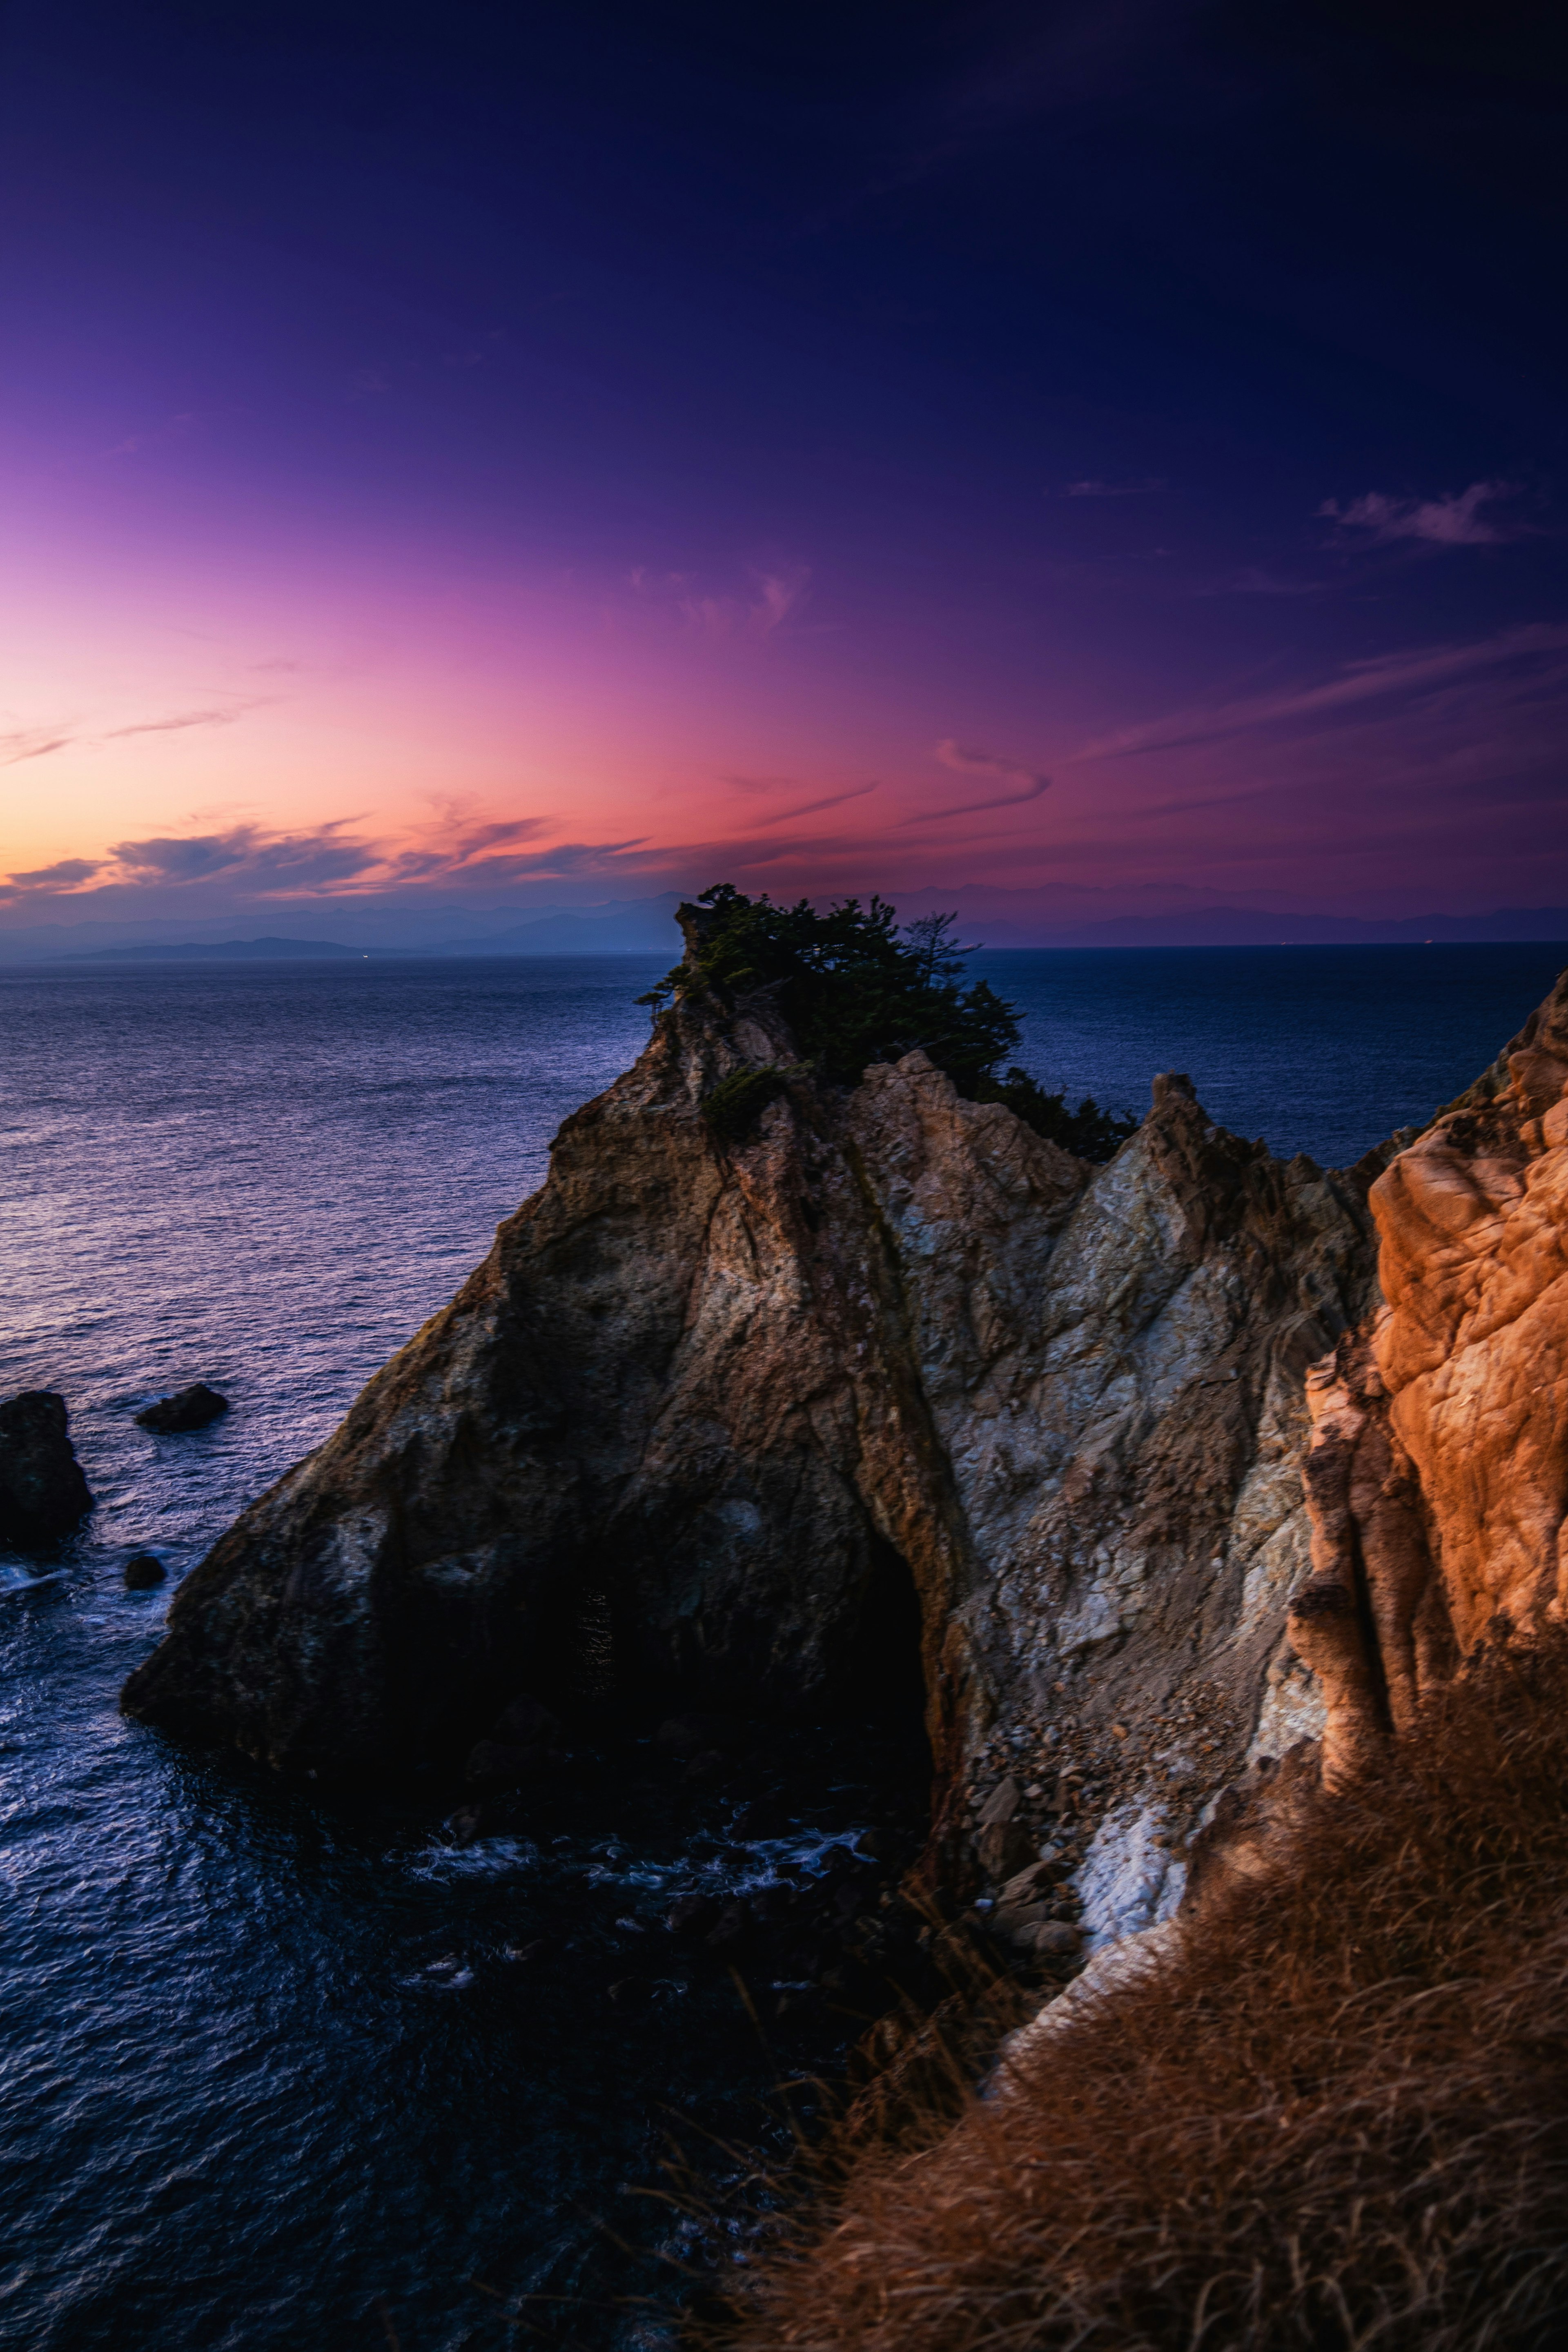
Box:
left=135, top=1384, right=229, bottom=1435
left=123, top=1553, right=166, bottom=1590
left=608, top=1976, right=653, bottom=2012
left=446, top=1804, right=485, bottom=1846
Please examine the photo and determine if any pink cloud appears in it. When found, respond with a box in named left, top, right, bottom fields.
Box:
left=901, top=741, right=1051, bottom=824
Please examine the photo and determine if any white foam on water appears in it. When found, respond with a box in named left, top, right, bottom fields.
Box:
left=398, top=1835, right=541, bottom=1882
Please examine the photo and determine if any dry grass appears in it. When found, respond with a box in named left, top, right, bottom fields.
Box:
left=710, top=1634, right=1568, bottom=2352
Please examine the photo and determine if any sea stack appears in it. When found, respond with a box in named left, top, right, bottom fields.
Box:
left=122, top=907, right=1390, bottom=1892
left=0, top=1390, right=94, bottom=1550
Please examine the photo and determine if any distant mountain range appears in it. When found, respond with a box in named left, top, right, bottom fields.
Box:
left=8, top=898, right=1568, bottom=963
left=63, top=936, right=365, bottom=962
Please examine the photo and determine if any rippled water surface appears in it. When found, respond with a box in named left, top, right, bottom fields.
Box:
left=2, top=944, right=1564, bottom=2349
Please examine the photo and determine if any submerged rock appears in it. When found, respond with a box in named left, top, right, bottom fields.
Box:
left=124, top=1552, right=167, bottom=1590
left=121, top=911, right=1388, bottom=1880
left=135, top=1384, right=229, bottom=1434
left=0, top=1391, right=93, bottom=1550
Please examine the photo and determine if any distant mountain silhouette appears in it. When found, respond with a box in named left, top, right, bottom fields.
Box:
left=63, top=937, right=362, bottom=962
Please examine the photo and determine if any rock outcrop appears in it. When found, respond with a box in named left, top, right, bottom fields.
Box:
left=123, top=924, right=1388, bottom=1886
left=1290, top=965, right=1568, bottom=1782
left=0, top=1390, right=94, bottom=1551
left=136, top=1383, right=229, bottom=1434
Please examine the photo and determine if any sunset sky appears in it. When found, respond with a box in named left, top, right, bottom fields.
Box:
left=2, top=3, right=1564, bottom=944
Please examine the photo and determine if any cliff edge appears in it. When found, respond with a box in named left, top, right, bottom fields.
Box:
left=1292, top=964, right=1568, bottom=1778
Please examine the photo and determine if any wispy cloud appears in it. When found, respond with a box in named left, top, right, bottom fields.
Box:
left=1319, top=480, right=1522, bottom=549
left=1, top=729, right=73, bottom=765
left=1078, top=621, right=1568, bottom=762
left=678, top=565, right=811, bottom=639
left=901, top=741, right=1051, bottom=824
left=104, top=703, right=258, bottom=741
left=756, top=783, right=878, bottom=824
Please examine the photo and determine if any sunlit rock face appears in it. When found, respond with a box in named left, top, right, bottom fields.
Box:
left=1291, top=969, right=1568, bottom=1784
left=123, top=969, right=1384, bottom=1879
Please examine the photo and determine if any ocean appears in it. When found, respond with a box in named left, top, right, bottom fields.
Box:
left=1, top=942, right=1563, bottom=2349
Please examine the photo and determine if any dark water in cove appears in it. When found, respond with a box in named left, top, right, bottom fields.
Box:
left=2, top=943, right=1564, bottom=2350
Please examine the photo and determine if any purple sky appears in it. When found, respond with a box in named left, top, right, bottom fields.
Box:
left=2, top=2, right=1565, bottom=944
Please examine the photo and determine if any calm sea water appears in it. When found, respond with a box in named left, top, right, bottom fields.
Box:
left=1, top=943, right=1563, bottom=2350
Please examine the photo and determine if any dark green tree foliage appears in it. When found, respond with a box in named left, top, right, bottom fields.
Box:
left=640, top=885, right=1020, bottom=1091
left=642, top=885, right=1139, bottom=1160
left=974, top=1066, right=1139, bottom=1165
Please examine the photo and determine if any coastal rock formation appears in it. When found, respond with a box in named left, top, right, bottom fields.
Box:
left=123, top=925, right=1385, bottom=1881
left=0, top=1390, right=94, bottom=1551
left=1290, top=966, right=1568, bottom=1782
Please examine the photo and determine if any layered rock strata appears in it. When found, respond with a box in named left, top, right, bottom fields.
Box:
left=1291, top=966, right=1568, bottom=1782
left=124, top=945, right=1386, bottom=1884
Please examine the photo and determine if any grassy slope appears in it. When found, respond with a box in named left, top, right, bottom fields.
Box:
left=717, top=1635, right=1568, bottom=2352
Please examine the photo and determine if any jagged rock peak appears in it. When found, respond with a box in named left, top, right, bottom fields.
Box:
left=123, top=977, right=1381, bottom=1899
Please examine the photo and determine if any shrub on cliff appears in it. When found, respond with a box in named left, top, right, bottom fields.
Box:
left=643, top=886, right=1021, bottom=1094
left=713, top=1630, right=1568, bottom=2352
left=975, top=1065, right=1138, bottom=1163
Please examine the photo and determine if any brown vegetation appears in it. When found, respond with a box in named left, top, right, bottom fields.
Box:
left=710, top=1633, right=1568, bottom=2352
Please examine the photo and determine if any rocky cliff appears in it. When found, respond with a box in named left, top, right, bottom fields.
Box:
left=123, top=931, right=1386, bottom=1892
left=1290, top=966, right=1568, bottom=1782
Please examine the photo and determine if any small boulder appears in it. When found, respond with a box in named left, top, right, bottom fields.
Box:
left=977, top=1775, right=1022, bottom=1827
left=991, top=1900, right=1051, bottom=1948
left=978, top=1818, right=1035, bottom=1881
left=0, top=1391, right=93, bottom=1549
left=1000, top=1856, right=1062, bottom=1906
left=1033, top=1920, right=1083, bottom=1959
left=135, top=1383, right=229, bottom=1435
left=123, top=1552, right=167, bottom=1590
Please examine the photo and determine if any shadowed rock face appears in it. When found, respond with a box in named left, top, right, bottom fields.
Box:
left=122, top=966, right=1384, bottom=1864
left=1292, top=967, right=1568, bottom=1783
